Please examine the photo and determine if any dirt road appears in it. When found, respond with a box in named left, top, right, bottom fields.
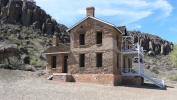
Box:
left=0, top=69, right=177, bottom=100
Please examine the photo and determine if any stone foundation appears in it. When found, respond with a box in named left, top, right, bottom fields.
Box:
left=72, top=74, right=122, bottom=86
left=52, top=73, right=74, bottom=82
left=122, top=76, right=144, bottom=86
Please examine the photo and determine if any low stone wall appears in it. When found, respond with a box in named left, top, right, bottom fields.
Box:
left=122, top=76, right=144, bottom=86
left=46, top=73, right=144, bottom=86
left=52, top=73, right=74, bottom=82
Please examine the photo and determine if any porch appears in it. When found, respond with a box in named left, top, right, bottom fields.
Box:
left=121, top=44, right=144, bottom=76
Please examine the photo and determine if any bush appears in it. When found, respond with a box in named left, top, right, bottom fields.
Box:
left=30, top=56, right=43, bottom=67
left=36, top=59, right=43, bottom=67
left=169, top=43, right=177, bottom=68
left=2, top=57, right=23, bottom=69
left=167, top=74, right=177, bottom=81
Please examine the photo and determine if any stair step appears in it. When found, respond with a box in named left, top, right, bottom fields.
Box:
left=141, top=74, right=165, bottom=88
left=47, top=75, right=53, bottom=80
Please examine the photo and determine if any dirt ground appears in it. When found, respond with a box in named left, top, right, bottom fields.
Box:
left=0, top=69, right=177, bottom=100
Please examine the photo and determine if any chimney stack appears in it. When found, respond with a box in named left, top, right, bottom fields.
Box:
left=52, top=35, right=59, bottom=46
left=86, top=7, right=95, bottom=17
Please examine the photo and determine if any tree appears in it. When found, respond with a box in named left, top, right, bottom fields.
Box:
left=169, top=43, right=177, bottom=67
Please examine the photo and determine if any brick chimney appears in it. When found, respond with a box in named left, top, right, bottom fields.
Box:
left=86, top=7, right=95, bottom=17
left=52, top=35, right=59, bottom=46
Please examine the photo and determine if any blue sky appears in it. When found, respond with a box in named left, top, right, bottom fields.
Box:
left=35, top=0, right=177, bottom=43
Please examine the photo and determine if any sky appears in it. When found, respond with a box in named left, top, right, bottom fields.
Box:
left=35, top=0, right=177, bottom=43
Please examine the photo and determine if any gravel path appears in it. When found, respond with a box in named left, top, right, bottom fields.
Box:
left=0, top=69, right=177, bottom=100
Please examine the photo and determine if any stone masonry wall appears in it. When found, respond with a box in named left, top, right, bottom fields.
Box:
left=72, top=74, right=114, bottom=86
left=122, top=76, right=144, bottom=86
left=45, top=54, right=63, bottom=77
left=69, top=18, right=122, bottom=75
left=68, top=50, right=113, bottom=74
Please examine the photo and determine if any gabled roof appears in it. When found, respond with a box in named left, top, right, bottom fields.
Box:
left=117, top=26, right=126, bottom=33
left=66, top=16, right=123, bottom=35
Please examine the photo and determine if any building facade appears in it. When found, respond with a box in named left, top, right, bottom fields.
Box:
left=43, top=7, right=164, bottom=87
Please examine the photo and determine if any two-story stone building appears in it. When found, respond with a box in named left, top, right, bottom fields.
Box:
left=43, top=7, right=165, bottom=88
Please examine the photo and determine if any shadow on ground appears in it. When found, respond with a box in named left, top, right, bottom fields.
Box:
left=119, top=83, right=173, bottom=90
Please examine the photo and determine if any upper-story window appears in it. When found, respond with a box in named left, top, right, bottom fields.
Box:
left=96, top=32, right=102, bottom=44
left=79, top=34, right=85, bottom=45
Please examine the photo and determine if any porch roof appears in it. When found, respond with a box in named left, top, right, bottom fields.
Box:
left=43, top=43, right=70, bottom=54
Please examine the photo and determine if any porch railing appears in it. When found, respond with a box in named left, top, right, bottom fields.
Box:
left=122, top=68, right=139, bottom=74
left=121, top=43, right=144, bottom=54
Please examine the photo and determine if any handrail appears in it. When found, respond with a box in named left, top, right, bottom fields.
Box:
left=142, top=69, right=165, bottom=88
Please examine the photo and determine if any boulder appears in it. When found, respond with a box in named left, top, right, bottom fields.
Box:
left=148, top=50, right=155, bottom=56
left=23, top=55, right=30, bottom=64
left=150, top=67, right=159, bottom=74
left=0, top=64, right=7, bottom=69
left=145, top=64, right=150, bottom=69
left=0, top=44, right=20, bottom=63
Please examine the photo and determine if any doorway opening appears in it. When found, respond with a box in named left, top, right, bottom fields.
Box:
left=63, top=56, right=68, bottom=73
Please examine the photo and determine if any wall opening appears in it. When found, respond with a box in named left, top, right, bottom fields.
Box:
left=63, top=56, right=68, bottom=73
left=52, top=56, right=56, bottom=68
left=117, top=35, right=118, bottom=46
left=80, top=34, right=85, bottom=45
left=79, top=54, right=85, bottom=67
left=97, top=53, right=102, bottom=67
left=117, top=54, right=119, bottom=69
left=96, top=32, right=102, bottom=44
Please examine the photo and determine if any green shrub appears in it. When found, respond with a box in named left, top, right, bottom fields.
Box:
left=169, top=43, right=177, bottom=68
left=30, top=56, right=43, bottom=67
left=2, top=57, right=23, bottom=69
left=39, top=40, right=45, bottom=47
left=167, top=74, right=177, bottom=81
left=9, top=38, right=20, bottom=45
left=36, top=59, right=43, bottom=67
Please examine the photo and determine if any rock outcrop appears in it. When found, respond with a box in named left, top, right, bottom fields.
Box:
left=0, top=44, right=20, bottom=63
left=128, top=30, right=173, bottom=55
left=0, top=0, right=69, bottom=43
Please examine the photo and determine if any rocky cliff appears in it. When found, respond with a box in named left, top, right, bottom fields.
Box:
left=0, top=0, right=69, bottom=43
left=128, top=30, right=173, bottom=55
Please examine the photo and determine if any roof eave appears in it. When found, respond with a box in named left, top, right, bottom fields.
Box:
left=67, top=16, right=124, bottom=35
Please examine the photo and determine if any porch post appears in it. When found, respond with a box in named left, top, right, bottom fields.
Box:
left=121, top=54, right=123, bottom=74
